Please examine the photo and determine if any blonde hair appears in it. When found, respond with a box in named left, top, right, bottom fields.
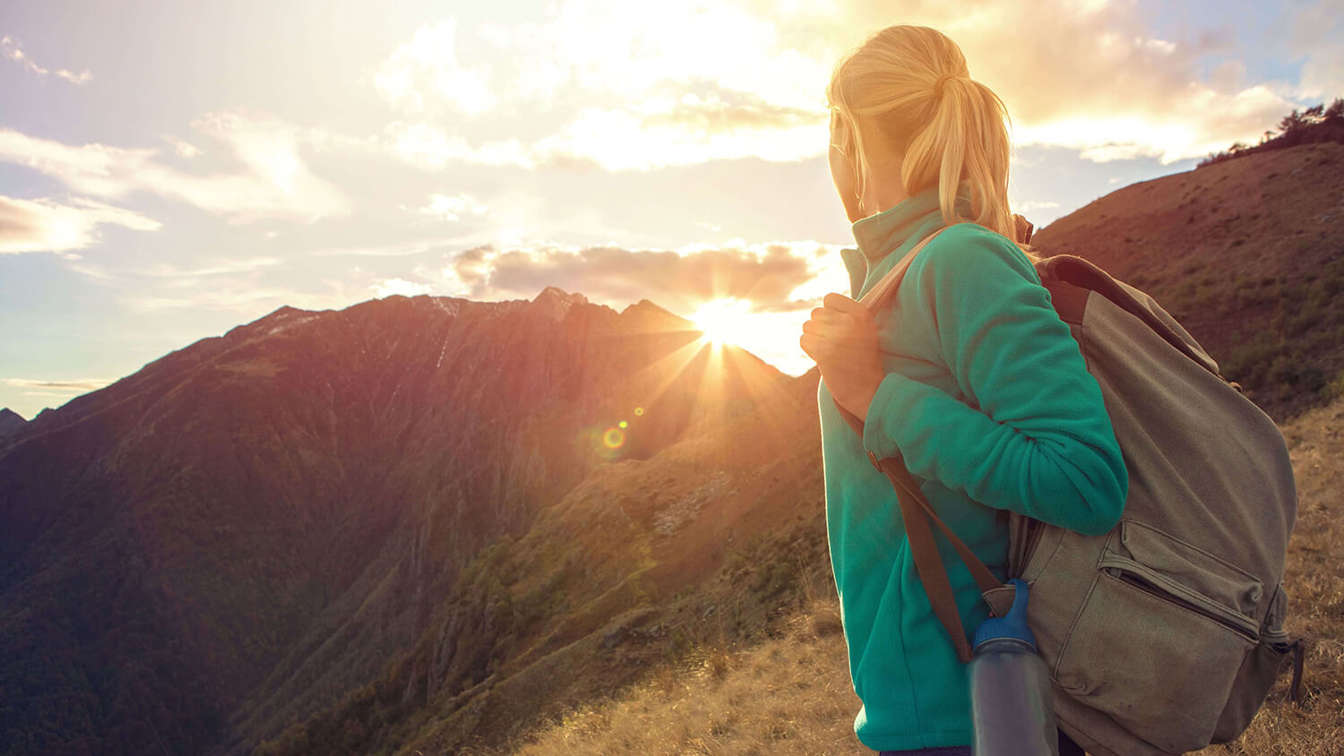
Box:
left=827, top=25, right=1039, bottom=260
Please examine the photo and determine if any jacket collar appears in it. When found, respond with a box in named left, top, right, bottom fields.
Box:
left=840, top=185, right=972, bottom=299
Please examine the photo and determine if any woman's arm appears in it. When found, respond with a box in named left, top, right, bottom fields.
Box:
left=861, top=223, right=1128, bottom=536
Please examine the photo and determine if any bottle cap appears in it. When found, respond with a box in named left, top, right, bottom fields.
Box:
left=974, top=578, right=1037, bottom=651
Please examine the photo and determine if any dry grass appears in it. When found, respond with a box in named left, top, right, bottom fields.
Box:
left=1199, top=396, right=1344, bottom=756
left=510, top=597, right=864, bottom=756
left=503, top=395, right=1344, bottom=756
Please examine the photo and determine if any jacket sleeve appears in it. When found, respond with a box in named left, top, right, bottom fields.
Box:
left=860, top=224, right=1128, bottom=536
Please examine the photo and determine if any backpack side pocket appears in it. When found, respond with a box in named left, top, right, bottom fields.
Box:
left=1211, top=582, right=1302, bottom=742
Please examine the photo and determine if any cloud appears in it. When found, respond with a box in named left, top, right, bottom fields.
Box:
left=0, top=112, right=350, bottom=223
left=136, top=257, right=284, bottom=280
left=373, top=5, right=832, bottom=171
left=58, top=255, right=285, bottom=284
left=0, top=195, right=160, bottom=254
left=1, top=35, right=91, bottom=84
left=122, top=281, right=357, bottom=315
left=806, top=0, right=1299, bottom=164
left=372, top=277, right=432, bottom=298
left=414, top=192, right=488, bottom=221
left=370, top=0, right=1330, bottom=171
left=381, top=121, right=536, bottom=169
left=374, top=19, right=495, bottom=116
left=305, top=238, right=470, bottom=258
left=532, top=102, right=825, bottom=171
left=1287, top=0, right=1344, bottom=100
left=160, top=134, right=203, bottom=158
left=1014, top=200, right=1061, bottom=213
left=3, top=377, right=113, bottom=394
left=434, top=240, right=838, bottom=315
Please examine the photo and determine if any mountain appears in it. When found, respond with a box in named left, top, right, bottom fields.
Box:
left=0, top=408, right=25, bottom=438
left=0, top=289, right=797, bottom=755
left=1030, top=141, right=1344, bottom=421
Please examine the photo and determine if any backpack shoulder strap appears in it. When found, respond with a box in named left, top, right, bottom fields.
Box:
left=857, top=227, right=950, bottom=312
left=831, top=219, right=1037, bottom=662
left=1035, top=254, right=1226, bottom=380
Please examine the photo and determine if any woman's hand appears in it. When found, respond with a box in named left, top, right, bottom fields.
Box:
left=800, top=292, right=887, bottom=420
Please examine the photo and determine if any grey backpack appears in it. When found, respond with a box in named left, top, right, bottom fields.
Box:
left=832, top=223, right=1303, bottom=756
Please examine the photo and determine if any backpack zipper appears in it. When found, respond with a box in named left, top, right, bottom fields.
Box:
left=1098, top=555, right=1260, bottom=643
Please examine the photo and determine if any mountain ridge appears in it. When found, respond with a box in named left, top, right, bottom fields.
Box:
left=0, top=286, right=786, bottom=754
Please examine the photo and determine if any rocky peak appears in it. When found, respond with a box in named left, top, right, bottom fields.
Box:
left=619, top=298, right=695, bottom=332
left=0, top=407, right=26, bottom=438
left=532, top=286, right=590, bottom=321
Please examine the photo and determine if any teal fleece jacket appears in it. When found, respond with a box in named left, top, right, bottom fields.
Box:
left=816, top=186, right=1128, bottom=751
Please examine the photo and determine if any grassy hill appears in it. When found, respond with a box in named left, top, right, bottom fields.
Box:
left=1029, top=141, right=1344, bottom=422
left=443, top=394, right=1344, bottom=756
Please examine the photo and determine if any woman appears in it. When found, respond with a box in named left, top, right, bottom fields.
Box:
left=799, top=25, right=1128, bottom=756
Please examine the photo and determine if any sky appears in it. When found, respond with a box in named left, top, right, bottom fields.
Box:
left=2, top=0, right=1341, bottom=419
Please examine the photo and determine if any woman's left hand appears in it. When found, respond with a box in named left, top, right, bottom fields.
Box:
left=800, top=292, right=887, bottom=420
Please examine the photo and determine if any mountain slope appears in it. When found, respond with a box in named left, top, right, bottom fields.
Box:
left=1030, top=141, right=1344, bottom=420
left=0, top=289, right=790, bottom=755
left=503, top=392, right=1344, bottom=756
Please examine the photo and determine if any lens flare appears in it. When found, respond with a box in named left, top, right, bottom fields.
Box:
left=618, top=420, right=628, bottom=428
left=690, top=297, right=753, bottom=347
left=603, top=427, right=625, bottom=449
left=634, top=406, right=644, bottom=416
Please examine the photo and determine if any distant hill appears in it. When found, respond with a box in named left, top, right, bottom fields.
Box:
left=1030, top=141, right=1344, bottom=421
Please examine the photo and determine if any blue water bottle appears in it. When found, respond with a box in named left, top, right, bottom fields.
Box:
left=970, top=578, right=1059, bottom=756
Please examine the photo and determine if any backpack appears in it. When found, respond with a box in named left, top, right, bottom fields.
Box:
left=830, top=220, right=1303, bottom=756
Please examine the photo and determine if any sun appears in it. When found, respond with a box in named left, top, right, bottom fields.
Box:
left=690, top=297, right=753, bottom=347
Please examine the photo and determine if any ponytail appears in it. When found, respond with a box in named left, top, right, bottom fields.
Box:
left=827, top=26, right=1038, bottom=260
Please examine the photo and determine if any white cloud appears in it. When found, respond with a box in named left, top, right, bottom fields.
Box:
left=415, top=193, right=488, bottom=221
left=3, top=377, right=113, bottom=394
left=134, top=256, right=284, bottom=279
left=1288, top=0, right=1344, bottom=100
left=374, top=19, right=496, bottom=116
left=0, top=195, right=160, bottom=255
left=367, top=0, right=1327, bottom=171
left=372, top=277, right=432, bottom=298
left=532, top=99, right=825, bottom=171
left=122, top=280, right=356, bottom=314
left=1, top=35, right=91, bottom=84
left=160, top=134, right=203, bottom=158
left=305, top=238, right=466, bottom=258
left=0, top=112, right=350, bottom=224
left=1012, top=200, right=1061, bottom=213
left=382, top=121, right=536, bottom=169
left=373, top=5, right=832, bottom=171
